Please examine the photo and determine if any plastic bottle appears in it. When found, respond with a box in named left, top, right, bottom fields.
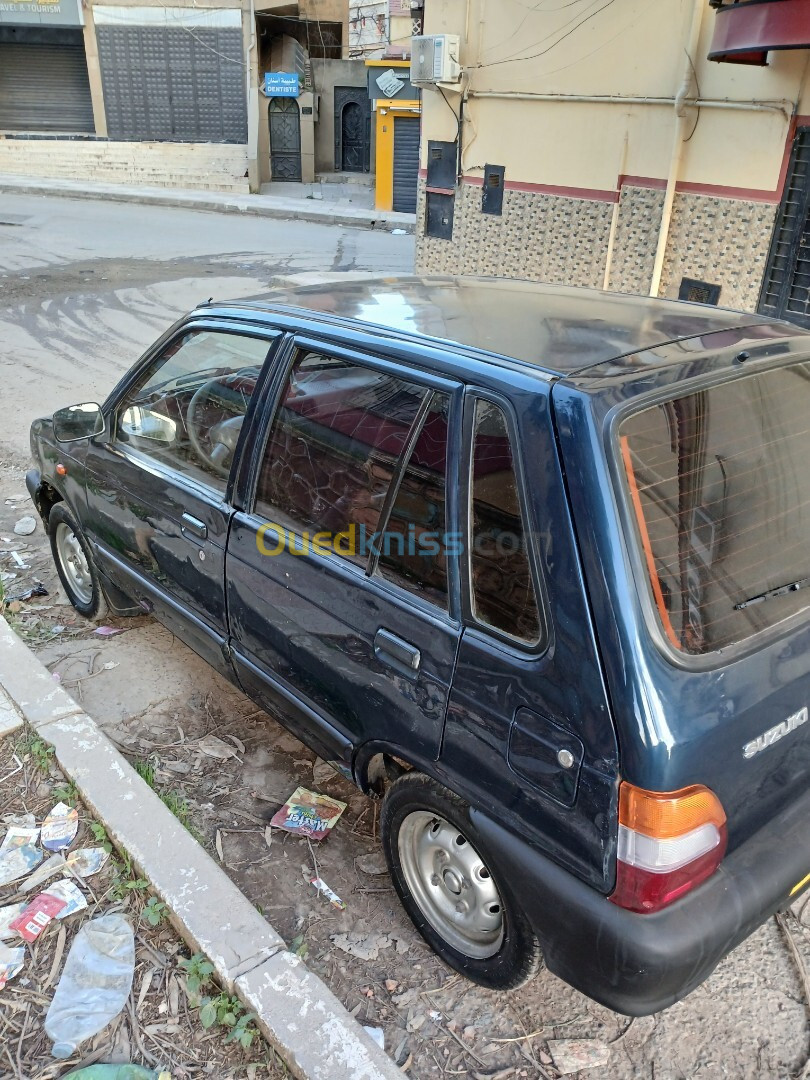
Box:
left=45, top=913, right=135, bottom=1059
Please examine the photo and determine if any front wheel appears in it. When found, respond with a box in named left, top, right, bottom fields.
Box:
left=48, top=503, right=108, bottom=621
left=381, top=772, right=541, bottom=990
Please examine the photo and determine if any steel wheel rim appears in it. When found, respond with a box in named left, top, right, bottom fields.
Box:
left=398, top=810, right=504, bottom=959
left=55, top=522, right=93, bottom=606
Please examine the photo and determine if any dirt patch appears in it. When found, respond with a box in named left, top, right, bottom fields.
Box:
left=3, top=460, right=810, bottom=1080
left=0, top=729, right=285, bottom=1079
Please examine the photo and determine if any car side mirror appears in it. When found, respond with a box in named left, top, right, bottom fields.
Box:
left=53, top=403, right=105, bottom=443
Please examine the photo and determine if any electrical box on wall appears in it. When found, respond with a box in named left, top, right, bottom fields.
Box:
left=410, top=35, right=461, bottom=87
left=482, top=164, right=505, bottom=215
left=426, top=140, right=457, bottom=191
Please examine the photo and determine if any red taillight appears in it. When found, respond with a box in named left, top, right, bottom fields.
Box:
left=611, top=782, right=727, bottom=913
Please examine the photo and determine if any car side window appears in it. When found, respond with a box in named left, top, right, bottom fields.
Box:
left=255, top=350, right=444, bottom=581
left=470, top=399, right=541, bottom=644
left=113, top=329, right=271, bottom=492
left=375, top=392, right=450, bottom=608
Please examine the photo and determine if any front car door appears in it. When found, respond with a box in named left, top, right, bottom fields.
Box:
left=226, top=337, right=463, bottom=768
left=82, top=323, right=279, bottom=675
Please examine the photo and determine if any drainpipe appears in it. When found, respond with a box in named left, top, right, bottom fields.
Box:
left=649, top=0, right=706, bottom=298
left=603, top=132, right=629, bottom=291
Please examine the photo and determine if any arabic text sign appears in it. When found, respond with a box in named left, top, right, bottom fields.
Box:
left=264, top=72, right=300, bottom=98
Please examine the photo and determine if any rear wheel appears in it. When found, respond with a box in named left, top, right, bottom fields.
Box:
left=381, top=772, right=541, bottom=989
left=48, top=503, right=108, bottom=621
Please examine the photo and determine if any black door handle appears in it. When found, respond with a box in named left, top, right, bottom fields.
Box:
left=374, top=628, right=421, bottom=675
left=181, top=513, right=208, bottom=541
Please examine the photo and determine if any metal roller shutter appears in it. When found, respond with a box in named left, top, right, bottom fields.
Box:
left=392, top=116, right=420, bottom=214
left=0, top=32, right=94, bottom=133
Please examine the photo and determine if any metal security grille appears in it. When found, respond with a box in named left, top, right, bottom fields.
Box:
left=759, top=127, right=810, bottom=328
left=392, top=116, right=420, bottom=214
left=0, top=32, right=94, bottom=133
left=96, top=26, right=247, bottom=142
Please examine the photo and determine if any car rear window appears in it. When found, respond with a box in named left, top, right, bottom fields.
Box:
left=619, top=363, right=810, bottom=655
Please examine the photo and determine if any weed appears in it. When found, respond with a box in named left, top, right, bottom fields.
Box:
left=133, top=759, right=156, bottom=788
left=199, top=992, right=258, bottom=1049
left=89, top=821, right=113, bottom=853
left=142, top=896, right=167, bottom=927
left=179, top=953, right=215, bottom=997
left=16, top=730, right=54, bottom=773
left=289, top=933, right=309, bottom=960
left=51, top=780, right=79, bottom=806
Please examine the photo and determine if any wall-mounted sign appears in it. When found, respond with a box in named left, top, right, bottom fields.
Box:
left=367, top=67, right=419, bottom=102
left=375, top=68, right=405, bottom=97
left=0, top=0, right=83, bottom=27
left=264, top=72, right=299, bottom=98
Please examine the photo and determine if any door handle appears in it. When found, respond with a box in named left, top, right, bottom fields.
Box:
left=374, top=628, right=421, bottom=675
left=181, top=513, right=208, bottom=541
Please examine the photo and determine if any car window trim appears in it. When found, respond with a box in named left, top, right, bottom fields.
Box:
left=462, top=387, right=549, bottom=655
left=603, top=354, right=810, bottom=672
left=105, top=322, right=283, bottom=506
left=244, top=334, right=464, bottom=622
left=366, top=388, right=436, bottom=579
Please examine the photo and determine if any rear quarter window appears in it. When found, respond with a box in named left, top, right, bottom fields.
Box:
left=619, top=363, right=810, bottom=655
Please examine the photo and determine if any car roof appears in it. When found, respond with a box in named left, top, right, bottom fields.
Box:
left=206, top=275, right=779, bottom=378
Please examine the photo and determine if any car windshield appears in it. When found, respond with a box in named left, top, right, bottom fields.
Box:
left=618, top=362, right=810, bottom=655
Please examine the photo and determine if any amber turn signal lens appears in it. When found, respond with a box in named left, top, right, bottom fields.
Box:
left=56, top=463, right=67, bottom=477
left=618, top=782, right=726, bottom=840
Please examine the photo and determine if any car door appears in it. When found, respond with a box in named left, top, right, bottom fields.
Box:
left=82, top=323, right=280, bottom=676
left=226, top=337, right=463, bottom=767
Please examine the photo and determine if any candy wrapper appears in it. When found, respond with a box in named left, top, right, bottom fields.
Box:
left=310, top=877, right=346, bottom=911
left=67, top=847, right=109, bottom=878
left=0, top=824, right=40, bottom=855
left=44, top=879, right=88, bottom=919
left=0, top=844, right=43, bottom=888
left=0, top=941, right=25, bottom=991
left=270, top=788, right=346, bottom=840
left=41, top=802, right=79, bottom=852
left=10, top=892, right=67, bottom=943
left=19, top=853, right=66, bottom=893
left=0, top=903, right=25, bottom=940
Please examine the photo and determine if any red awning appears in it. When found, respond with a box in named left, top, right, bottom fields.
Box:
left=709, top=0, right=810, bottom=65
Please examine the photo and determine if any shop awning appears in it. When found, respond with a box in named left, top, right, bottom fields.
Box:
left=709, top=0, right=810, bottom=65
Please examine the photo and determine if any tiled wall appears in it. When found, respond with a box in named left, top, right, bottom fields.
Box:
left=415, top=178, right=778, bottom=313
left=416, top=181, right=612, bottom=286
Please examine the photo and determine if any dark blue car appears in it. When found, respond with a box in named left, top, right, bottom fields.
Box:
left=27, top=277, right=810, bottom=1014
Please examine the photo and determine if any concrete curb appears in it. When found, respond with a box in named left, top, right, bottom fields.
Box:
left=0, top=174, right=416, bottom=234
left=0, top=615, right=402, bottom=1080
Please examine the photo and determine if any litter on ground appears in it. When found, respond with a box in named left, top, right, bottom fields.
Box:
left=270, top=787, right=346, bottom=840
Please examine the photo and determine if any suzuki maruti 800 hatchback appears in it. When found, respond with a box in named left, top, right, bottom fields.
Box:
left=27, top=277, right=810, bottom=1014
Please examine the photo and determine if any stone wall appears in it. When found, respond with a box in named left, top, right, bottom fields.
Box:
left=0, top=138, right=250, bottom=193
left=415, top=178, right=778, bottom=313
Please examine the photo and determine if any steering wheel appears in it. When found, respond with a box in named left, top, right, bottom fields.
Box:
left=186, top=377, right=245, bottom=479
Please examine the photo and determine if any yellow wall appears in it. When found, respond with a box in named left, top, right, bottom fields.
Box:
left=421, top=0, right=810, bottom=194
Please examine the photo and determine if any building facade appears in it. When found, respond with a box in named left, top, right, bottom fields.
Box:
left=416, top=0, right=810, bottom=320
left=0, top=0, right=356, bottom=193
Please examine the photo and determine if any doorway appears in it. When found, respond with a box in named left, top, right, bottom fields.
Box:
left=269, top=97, right=301, bottom=181
left=334, top=86, right=370, bottom=173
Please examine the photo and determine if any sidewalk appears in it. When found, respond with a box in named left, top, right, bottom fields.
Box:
left=0, top=614, right=403, bottom=1080
left=0, top=173, right=415, bottom=233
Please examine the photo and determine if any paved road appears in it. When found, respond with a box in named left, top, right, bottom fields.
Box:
left=0, top=193, right=413, bottom=459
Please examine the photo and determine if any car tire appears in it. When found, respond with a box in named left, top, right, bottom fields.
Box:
left=381, top=771, right=541, bottom=990
left=48, top=503, right=108, bottom=622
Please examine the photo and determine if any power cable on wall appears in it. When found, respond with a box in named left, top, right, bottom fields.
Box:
left=471, top=0, right=618, bottom=69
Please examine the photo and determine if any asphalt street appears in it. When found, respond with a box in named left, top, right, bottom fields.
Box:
left=0, top=192, right=414, bottom=460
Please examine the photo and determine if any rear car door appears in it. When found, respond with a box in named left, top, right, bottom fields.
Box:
left=82, top=324, right=279, bottom=675
left=226, top=337, right=463, bottom=767
left=441, top=387, right=620, bottom=892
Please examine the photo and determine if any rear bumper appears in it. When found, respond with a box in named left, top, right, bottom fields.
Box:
left=471, top=784, right=810, bottom=1015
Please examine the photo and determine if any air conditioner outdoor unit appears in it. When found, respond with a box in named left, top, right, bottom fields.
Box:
left=410, top=35, right=461, bottom=87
